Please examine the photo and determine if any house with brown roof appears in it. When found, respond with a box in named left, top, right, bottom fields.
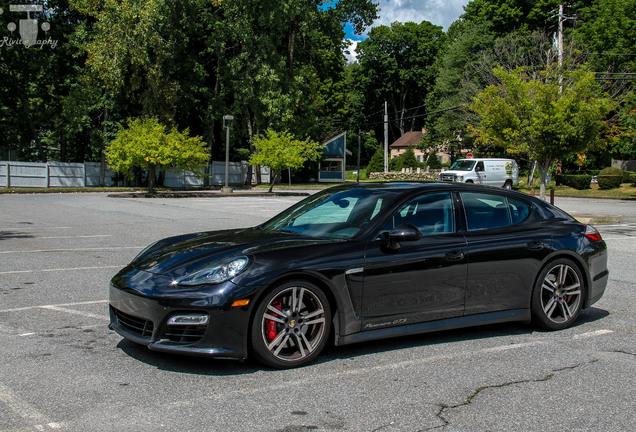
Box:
left=390, top=130, right=426, bottom=162
left=390, top=129, right=453, bottom=165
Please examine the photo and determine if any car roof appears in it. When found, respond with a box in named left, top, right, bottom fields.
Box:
left=328, top=182, right=551, bottom=208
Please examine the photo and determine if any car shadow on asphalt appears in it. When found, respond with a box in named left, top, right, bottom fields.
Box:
left=115, top=307, right=610, bottom=375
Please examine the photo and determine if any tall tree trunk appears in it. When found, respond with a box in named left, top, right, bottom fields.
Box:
left=100, top=105, right=109, bottom=187
left=288, top=17, right=298, bottom=78
left=148, top=165, right=156, bottom=193
left=537, top=160, right=553, bottom=201
left=527, top=160, right=537, bottom=187
left=268, top=170, right=280, bottom=193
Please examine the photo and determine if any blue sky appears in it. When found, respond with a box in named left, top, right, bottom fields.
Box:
left=345, top=0, right=470, bottom=61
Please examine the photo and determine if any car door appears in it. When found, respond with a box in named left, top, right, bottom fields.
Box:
left=475, top=161, right=486, bottom=184
left=460, top=192, right=553, bottom=315
left=360, top=192, right=468, bottom=328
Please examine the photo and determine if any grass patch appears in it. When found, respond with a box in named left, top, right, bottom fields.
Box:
left=515, top=182, right=636, bottom=199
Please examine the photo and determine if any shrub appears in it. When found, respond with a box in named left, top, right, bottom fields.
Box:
left=556, top=174, right=591, bottom=190
left=426, top=152, right=443, bottom=169
left=390, top=148, right=422, bottom=172
left=622, top=170, right=634, bottom=184
left=599, top=167, right=623, bottom=177
left=365, top=148, right=385, bottom=176
left=631, top=173, right=636, bottom=187
left=597, top=175, right=622, bottom=190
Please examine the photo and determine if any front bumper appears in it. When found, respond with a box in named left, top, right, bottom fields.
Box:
left=109, top=272, right=252, bottom=360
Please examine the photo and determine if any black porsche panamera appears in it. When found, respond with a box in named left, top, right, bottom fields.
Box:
left=109, top=182, right=608, bottom=368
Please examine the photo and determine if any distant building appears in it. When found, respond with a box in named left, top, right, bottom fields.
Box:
left=389, top=129, right=453, bottom=165
left=319, top=132, right=350, bottom=183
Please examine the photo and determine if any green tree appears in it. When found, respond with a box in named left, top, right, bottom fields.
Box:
left=469, top=65, right=616, bottom=200
left=462, top=0, right=559, bottom=34
left=353, top=20, right=444, bottom=139
left=611, top=91, right=636, bottom=160
left=106, top=117, right=209, bottom=191
left=365, top=147, right=385, bottom=177
left=390, top=148, right=421, bottom=172
left=249, top=129, right=323, bottom=192
left=571, top=0, right=636, bottom=73
left=426, top=152, right=442, bottom=169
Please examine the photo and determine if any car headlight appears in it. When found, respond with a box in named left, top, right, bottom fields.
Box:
left=177, top=256, right=250, bottom=286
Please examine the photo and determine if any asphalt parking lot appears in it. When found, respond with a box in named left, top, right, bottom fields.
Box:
left=1, top=192, right=635, bottom=431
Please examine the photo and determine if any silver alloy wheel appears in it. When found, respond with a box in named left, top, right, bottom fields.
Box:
left=540, top=263, right=582, bottom=324
left=260, top=286, right=327, bottom=363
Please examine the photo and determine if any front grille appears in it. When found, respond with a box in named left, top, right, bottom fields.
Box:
left=162, top=325, right=206, bottom=344
left=112, top=307, right=154, bottom=338
left=441, top=174, right=455, bottom=182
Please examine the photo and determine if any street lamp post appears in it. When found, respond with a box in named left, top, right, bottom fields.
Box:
left=222, top=115, right=234, bottom=193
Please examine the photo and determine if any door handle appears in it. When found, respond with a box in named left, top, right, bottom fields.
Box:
left=527, top=241, right=545, bottom=250
left=445, top=250, right=465, bottom=261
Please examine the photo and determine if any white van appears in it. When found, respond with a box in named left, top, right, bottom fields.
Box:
left=439, top=158, right=519, bottom=189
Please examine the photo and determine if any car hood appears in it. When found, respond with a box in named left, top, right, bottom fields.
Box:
left=132, top=228, right=333, bottom=277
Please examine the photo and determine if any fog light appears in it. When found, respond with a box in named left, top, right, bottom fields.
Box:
left=167, top=314, right=209, bottom=326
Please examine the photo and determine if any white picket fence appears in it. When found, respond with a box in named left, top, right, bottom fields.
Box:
left=0, top=161, right=269, bottom=188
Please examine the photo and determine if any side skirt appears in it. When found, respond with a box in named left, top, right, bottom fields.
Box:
left=334, top=309, right=531, bottom=346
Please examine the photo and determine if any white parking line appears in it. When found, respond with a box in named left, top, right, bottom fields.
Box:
left=210, top=329, right=615, bottom=401
left=0, top=266, right=122, bottom=276
left=0, top=300, right=108, bottom=314
left=38, top=235, right=113, bottom=239
left=39, top=305, right=109, bottom=321
left=0, top=382, right=53, bottom=427
left=0, top=246, right=143, bottom=254
left=573, top=329, right=614, bottom=339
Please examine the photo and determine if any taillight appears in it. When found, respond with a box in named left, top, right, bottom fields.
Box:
left=584, top=225, right=603, bottom=242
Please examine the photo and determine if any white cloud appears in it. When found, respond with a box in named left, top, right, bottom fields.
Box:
left=345, top=39, right=359, bottom=63
left=345, top=1, right=469, bottom=63
left=374, top=0, right=469, bottom=30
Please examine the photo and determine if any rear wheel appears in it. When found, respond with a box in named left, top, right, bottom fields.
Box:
left=503, top=180, right=512, bottom=190
left=532, top=259, right=584, bottom=330
left=251, top=281, right=331, bottom=368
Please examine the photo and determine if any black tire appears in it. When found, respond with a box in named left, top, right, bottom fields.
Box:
left=251, top=281, right=331, bottom=369
left=503, top=180, right=512, bottom=190
left=531, top=258, right=585, bottom=330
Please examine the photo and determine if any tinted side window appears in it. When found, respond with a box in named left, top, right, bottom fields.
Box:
left=509, top=198, right=531, bottom=224
left=378, top=192, right=454, bottom=238
left=462, top=192, right=511, bottom=231
left=294, top=197, right=359, bottom=225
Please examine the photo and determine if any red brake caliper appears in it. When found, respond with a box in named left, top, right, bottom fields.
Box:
left=266, top=299, right=282, bottom=342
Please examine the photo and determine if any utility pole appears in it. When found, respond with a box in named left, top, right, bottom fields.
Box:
left=357, top=128, right=361, bottom=183
left=384, top=101, right=389, bottom=173
left=554, top=3, right=575, bottom=92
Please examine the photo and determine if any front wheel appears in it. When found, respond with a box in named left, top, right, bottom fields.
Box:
left=251, top=281, right=331, bottom=368
left=532, top=259, right=585, bottom=330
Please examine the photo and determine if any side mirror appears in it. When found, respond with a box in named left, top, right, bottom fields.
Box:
left=387, top=223, right=422, bottom=250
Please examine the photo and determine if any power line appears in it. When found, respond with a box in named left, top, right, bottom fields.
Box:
left=585, top=52, right=636, bottom=56
left=360, top=105, right=462, bottom=127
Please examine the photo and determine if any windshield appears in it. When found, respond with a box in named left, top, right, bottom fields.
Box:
left=261, top=188, right=400, bottom=239
left=449, top=160, right=476, bottom=171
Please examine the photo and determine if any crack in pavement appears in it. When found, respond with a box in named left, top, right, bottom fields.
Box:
left=609, top=349, right=636, bottom=357
left=424, top=359, right=600, bottom=431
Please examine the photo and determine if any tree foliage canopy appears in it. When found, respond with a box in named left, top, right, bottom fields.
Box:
left=1, top=0, right=634, bottom=181
left=469, top=65, right=617, bottom=198
left=106, top=117, right=209, bottom=190
left=249, top=129, right=323, bottom=191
